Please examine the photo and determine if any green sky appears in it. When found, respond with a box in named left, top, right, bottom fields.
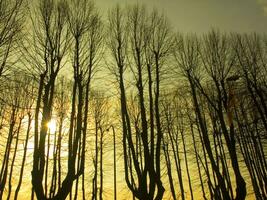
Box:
left=96, top=0, right=267, bottom=33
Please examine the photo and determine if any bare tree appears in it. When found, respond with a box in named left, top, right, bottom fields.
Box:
left=107, top=4, right=173, bottom=200
left=173, top=33, right=232, bottom=200
left=68, top=0, right=103, bottom=199
left=14, top=77, right=35, bottom=200
left=0, top=74, right=31, bottom=199
left=90, top=91, right=109, bottom=200
left=233, top=33, right=267, bottom=199
left=25, top=0, right=71, bottom=199
left=0, top=0, right=24, bottom=79
left=199, top=30, right=246, bottom=200
left=161, top=95, right=178, bottom=200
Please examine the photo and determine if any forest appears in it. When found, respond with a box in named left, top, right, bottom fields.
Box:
left=0, top=0, right=266, bottom=199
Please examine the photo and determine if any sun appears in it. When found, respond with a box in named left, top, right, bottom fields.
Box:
left=47, top=119, right=57, bottom=134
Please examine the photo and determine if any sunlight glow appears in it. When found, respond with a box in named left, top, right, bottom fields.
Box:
left=47, top=119, right=57, bottom=134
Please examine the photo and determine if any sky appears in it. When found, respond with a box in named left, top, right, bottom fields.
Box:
left=96, top=0, right=267, bottom=34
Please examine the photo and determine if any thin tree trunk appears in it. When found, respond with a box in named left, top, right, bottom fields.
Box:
left=0, top=107, right=16, bottom=199
left=99, top=127, right=104, bottom=200
left=14, top=113, right=32, bottom=200
left=7, top=117, right=22, bottom=200
left=181, top=130, right=194, bottom=200
left=112, top=126, right=117, bottom=200
left=163, top=140, right=176, bottom=200
left=189, top=122, right=207, bottom=200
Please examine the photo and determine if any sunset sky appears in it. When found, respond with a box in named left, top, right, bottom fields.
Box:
left=0, top=0, right=265, bottom=199
left=96, top=0, right=267, bottom=33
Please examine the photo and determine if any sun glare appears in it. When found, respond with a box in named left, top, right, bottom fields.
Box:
left=48, top=119, right=57, bottom=134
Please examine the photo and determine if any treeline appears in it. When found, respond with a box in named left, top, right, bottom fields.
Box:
left=0, top=0, right=266, bottom=199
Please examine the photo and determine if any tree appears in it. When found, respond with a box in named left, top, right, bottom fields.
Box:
left=68, top=0, right=103, bottom=198
left=107, top=4, right=172, bottom=199
left=200, top=30, right=246, bottom=200
left=0, top=74, right=31, bottom=199
left=90, top=91, right=109, bottom=200
left=27, top=0, right=71, bottom=199
left=14, top=76, right=35, bottom=200
left=173, top=33, right=232, bottom=200
left=233, top=33, right=267, bottom=199
left=0, top=0, right=24, bottom=79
